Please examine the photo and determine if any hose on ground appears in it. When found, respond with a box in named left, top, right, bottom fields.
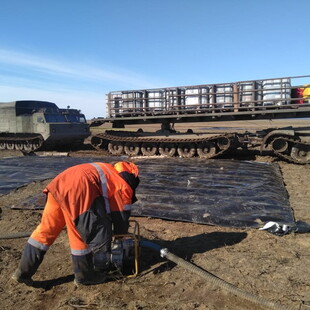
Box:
left=140, top=240, right=294, bottom=310
left=0, top=232, right=31, bottom=239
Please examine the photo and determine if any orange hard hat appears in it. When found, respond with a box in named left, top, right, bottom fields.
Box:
left=114, top=161, right=139, bottom=177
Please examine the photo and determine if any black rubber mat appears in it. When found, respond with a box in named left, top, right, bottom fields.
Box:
left=0, top=156, right=294, bottom=228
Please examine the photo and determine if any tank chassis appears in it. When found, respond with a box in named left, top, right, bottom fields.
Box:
left=0, top=133, right=44, bottom=152
left=90, top=110, right=310, bottom=164
left=240, top=126, right=310, bottom=164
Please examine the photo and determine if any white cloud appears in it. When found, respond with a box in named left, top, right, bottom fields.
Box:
left=0, top=47, right=164, bottom=119
left=0, top=48, right=157, bottom=88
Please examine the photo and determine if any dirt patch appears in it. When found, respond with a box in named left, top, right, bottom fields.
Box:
left=0, top=145, right=310, bottom=309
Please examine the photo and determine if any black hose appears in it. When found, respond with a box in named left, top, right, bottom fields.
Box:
left=140, top=240, right=295, bottom=310
left=0, top=232, right=31, bottom=239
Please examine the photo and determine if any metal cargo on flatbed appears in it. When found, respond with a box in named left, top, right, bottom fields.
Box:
left=105, top=75, right=310, bottom=122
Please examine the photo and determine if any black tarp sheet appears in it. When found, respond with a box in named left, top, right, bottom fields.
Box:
left=0, top=156, right=294, bottom=228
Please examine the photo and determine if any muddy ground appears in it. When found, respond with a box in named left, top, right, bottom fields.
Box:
left=0, top=120, right=310, bottom=310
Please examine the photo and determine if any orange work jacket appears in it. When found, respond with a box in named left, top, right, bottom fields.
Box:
left=43, top=162, right=134, bottom=250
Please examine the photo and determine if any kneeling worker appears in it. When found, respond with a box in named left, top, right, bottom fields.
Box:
left=12, top=161, right=140, bottom=286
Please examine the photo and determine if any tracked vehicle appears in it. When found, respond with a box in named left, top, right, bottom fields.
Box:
left=90, top=75, right=310, bottom=164
left=0, top=100, right=90, bottom=152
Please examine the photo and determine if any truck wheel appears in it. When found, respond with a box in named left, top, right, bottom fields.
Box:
left=124, top=143, right=140, bottom=156
left=141, top=143, right=158, bottom=156
left=177, top=143, right=196, bottom=158
left=108, top=142, right=124, bottom=155
left=197, top=141, right=216, bottom=158
left=24, top=144, right=33, bottom=152
left=15, top=142, right=24, bottom=151
left=6, top=142, right=15, bottom=150
left=291, top=144, right=310, bottom=164
left=159, top=143, right=176, bottom=157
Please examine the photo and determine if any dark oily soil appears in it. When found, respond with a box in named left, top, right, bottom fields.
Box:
left=0, top=149, right=309, bottom=310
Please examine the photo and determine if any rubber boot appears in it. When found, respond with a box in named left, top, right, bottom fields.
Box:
left=12, top=243, right=46, bottom=286
left=93, top=249, right=112, bottom=272
left=72, top=253, right=107, bottom=286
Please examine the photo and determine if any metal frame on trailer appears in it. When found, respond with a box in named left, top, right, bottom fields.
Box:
left=103, top=75, right=310, bottom=127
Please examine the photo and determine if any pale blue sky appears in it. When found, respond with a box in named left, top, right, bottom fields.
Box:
left=0, top=0, right=309, bottom=118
